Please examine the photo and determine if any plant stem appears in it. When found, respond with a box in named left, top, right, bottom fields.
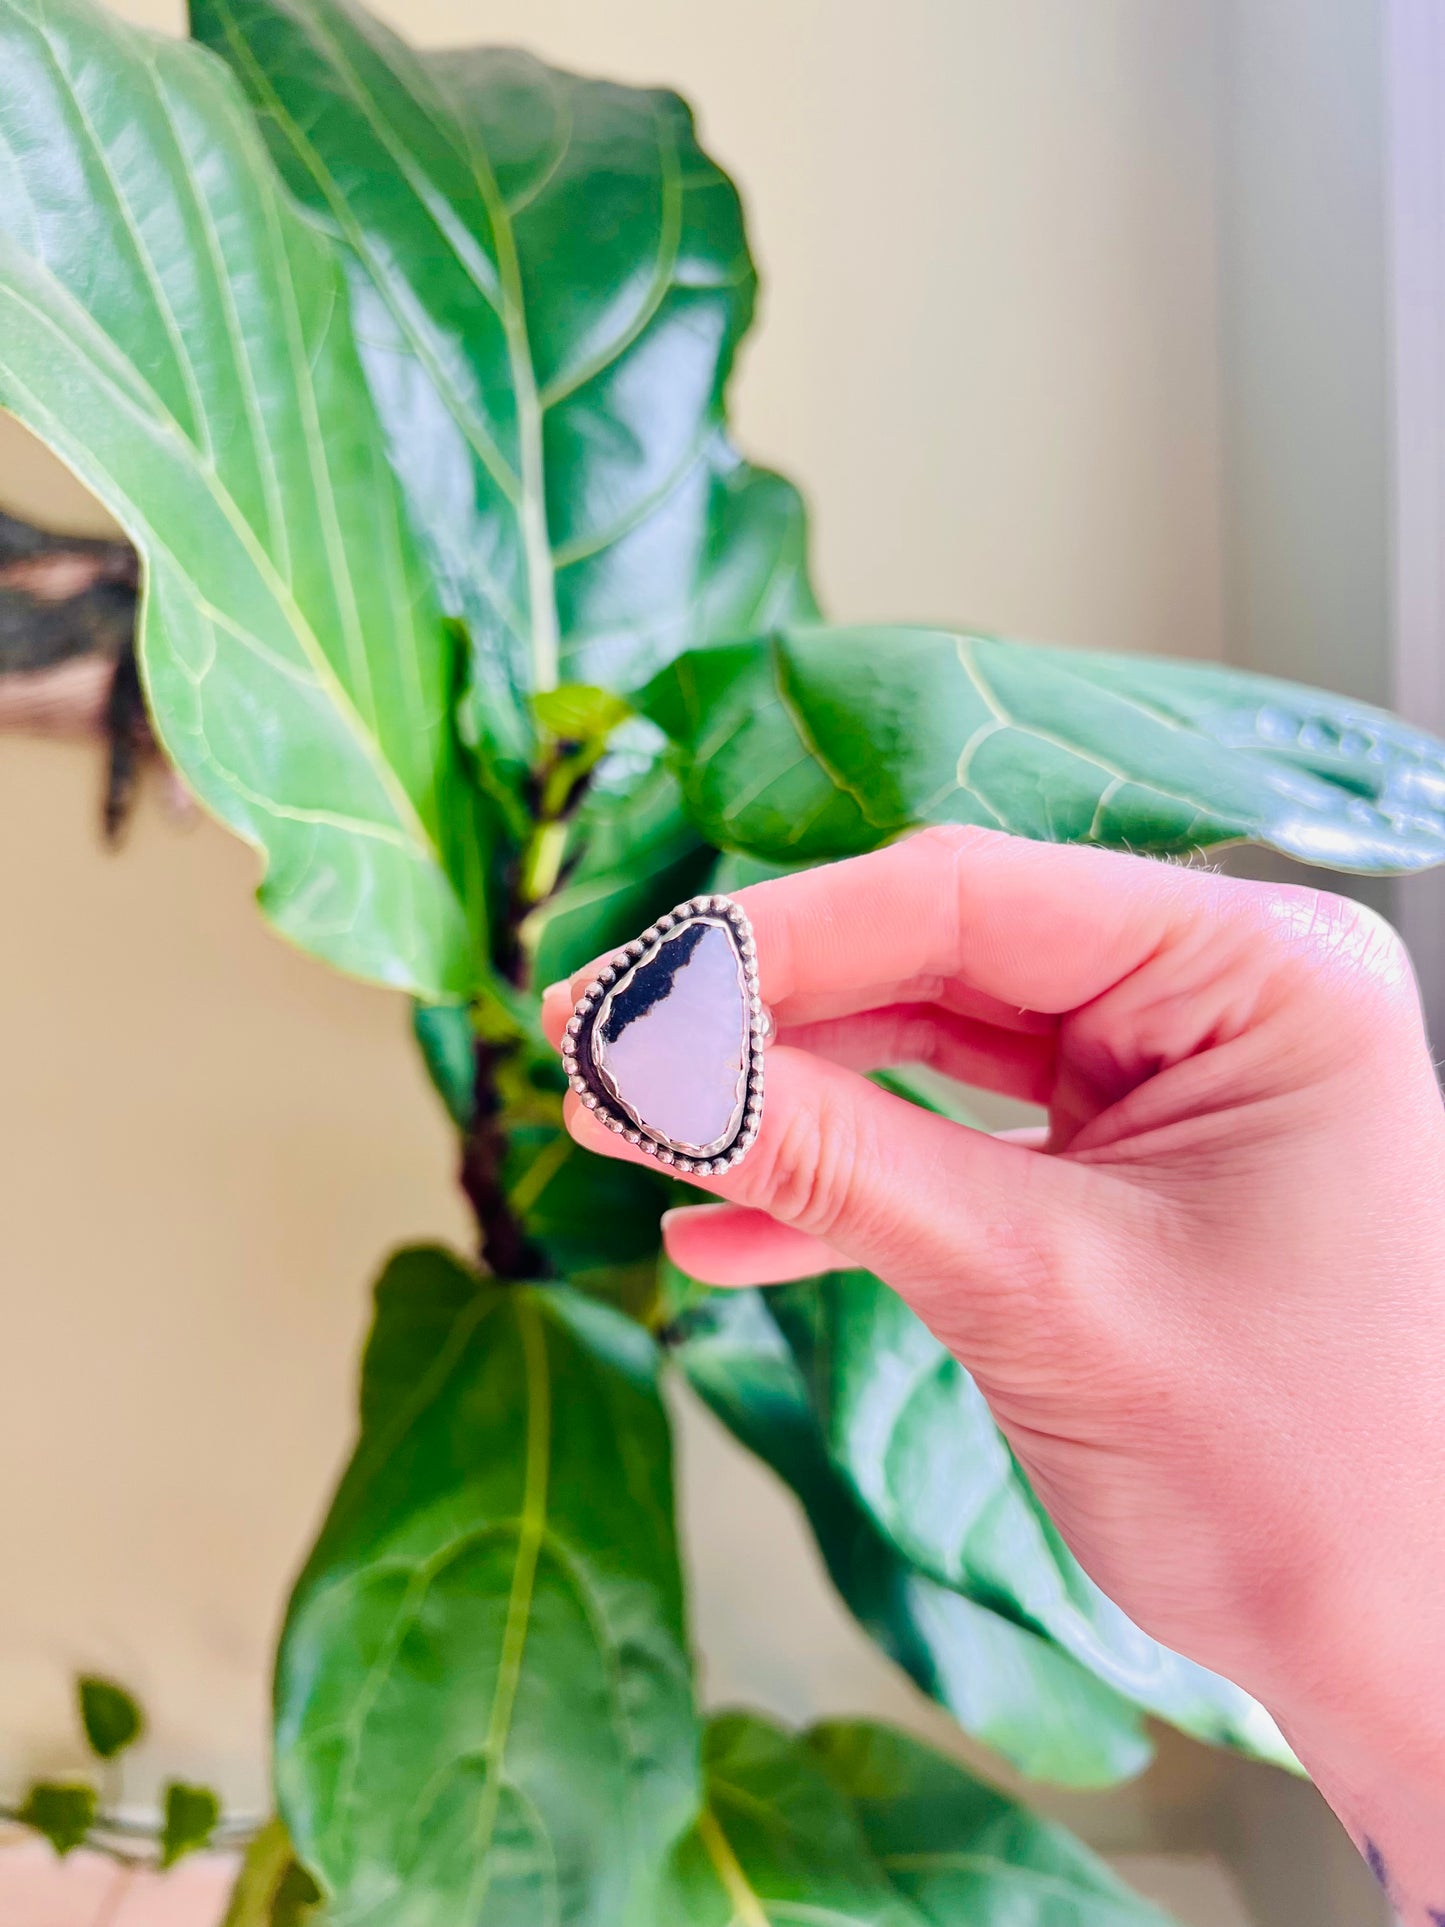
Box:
left=0, top=510, right=149, bottom=836
left=517, top=818, right=568, bottom=909
left=460, top=1035, right=544, bottom=1280
left=0, top=510, right=137, bottom=672
left=460, top=732, right=603, bottom=1275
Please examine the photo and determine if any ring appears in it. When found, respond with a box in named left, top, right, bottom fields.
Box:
left=560, top=893, right=770, bottom=1175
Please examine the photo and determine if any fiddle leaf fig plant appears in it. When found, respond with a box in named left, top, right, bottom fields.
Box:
left=4, top=0, right=1445, bottom=1918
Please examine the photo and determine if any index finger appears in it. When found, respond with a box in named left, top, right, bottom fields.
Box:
left=542, top=826, right=1219, bottom=1048
left=741, top=826, right=1230, bottom=1016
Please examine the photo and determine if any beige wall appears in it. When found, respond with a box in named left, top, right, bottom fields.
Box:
left=0, top=2, right=1366, bottom=1921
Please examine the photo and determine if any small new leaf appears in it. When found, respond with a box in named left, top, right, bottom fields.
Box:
left=78, top=1676, right=143, bottom=1761
left=524, top=759, right=714, bottom=986
left=161, top=1782, right=221, bottom=1870
left=532, top=688, right=637, bottom=827
left=19, top=1781, right=96, bottom=1856
left=532, top=685, right=632, bottom=747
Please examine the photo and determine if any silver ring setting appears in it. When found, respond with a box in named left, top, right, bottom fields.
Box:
left=560, top=893, right=769, bottom=1175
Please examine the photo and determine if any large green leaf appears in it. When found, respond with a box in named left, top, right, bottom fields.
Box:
left=192, top=0, right=817, bottom=791
left=661, top=1716, right=1174, bottom=1927
left=810, top=1721, right=1174, bottom=1925
left=660, top=1715, right=922, bottom=1927
left=0, top=0, right=486, bottom=996
left=674, top=1292, right=1152, bottom=1788
left=774, top=1273, right=1295, bottom=1770
left=277, top=1247, right=699, bottom=1925
left=641, top=626, right=1445, bottom=871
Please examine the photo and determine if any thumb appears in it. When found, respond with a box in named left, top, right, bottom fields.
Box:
left=566, top=1044, right=1093, bottom=1361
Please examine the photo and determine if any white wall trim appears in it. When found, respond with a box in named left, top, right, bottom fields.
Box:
left=1385, top=0, right=1445, bottom=1033
left=1388, top=0, right=1445, bottom=725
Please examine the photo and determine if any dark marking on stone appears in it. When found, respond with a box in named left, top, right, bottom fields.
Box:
left=607, top=920, right=706, bottom=1033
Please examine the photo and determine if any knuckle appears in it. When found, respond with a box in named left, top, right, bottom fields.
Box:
left=914, top=822, right=996, bottom=857
left=1276, top=888, right=1413, bottom=1008
left=913, top=822, right=1004, bottom=890
left=753, top=1081, right=860, bottom=1243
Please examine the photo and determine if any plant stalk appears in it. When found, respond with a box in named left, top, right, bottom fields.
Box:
left=0, top=510, right=149, bottom=836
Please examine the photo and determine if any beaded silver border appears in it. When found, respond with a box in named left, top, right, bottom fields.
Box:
left=560, top=893, right=766, bottom=1175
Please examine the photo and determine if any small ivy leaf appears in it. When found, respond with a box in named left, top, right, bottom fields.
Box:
left=19, top=1781, right=97, bottom=1856
left=161, top=1782, right=222, bottom=1870
left=78, top=1676, right=143, bottom=1761
left=532, top=685, right=632, bottom=746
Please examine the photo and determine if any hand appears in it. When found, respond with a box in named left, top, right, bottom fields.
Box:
left=542, top=826, right=1445, bottom=1915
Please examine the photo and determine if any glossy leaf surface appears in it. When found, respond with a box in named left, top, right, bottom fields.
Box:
left=661, top=1716, right=1174, bottom=1926
left=0, top=0, right=486, bottom=995
left=277, top=1247, right=697, bottom=1925
left=642, top=627, right=1445, bottom=871
left=660, top=1715, right=920, bottom=1926
left=675, top=1291, right=1152, bottom=1787
left=811, top=1721, right=1174, bottom=1925
left=776, top=1273, right=1294, bottom=1768
left=193, top=0, right=817, bottom=788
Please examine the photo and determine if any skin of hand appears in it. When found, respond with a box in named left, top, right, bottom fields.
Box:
left=541, top=826, right=1445, bottom=1914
